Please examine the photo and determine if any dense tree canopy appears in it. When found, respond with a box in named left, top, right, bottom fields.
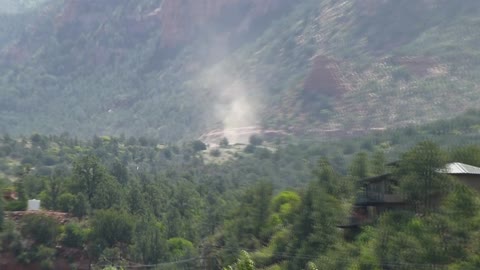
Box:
left=0, top=112, right=480, bottom=268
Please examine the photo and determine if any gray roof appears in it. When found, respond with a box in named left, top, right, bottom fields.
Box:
left=442, top=162, right=480, bottom=175
left=358, top=173, right=391, bottom=183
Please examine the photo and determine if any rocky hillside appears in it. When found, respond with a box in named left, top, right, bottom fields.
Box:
left=1, top=0, right=480, bottom=142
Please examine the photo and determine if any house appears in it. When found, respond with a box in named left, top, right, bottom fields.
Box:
left=337, top=173, right=407, bottom=232
left=338, top=162, right=480, bottom=234
left=441, top=162, right=480, bottom=192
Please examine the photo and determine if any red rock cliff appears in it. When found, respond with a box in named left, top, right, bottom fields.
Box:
left=56, top=0, right=292, bottom=47
left=155, top=0, right=291, bottom=46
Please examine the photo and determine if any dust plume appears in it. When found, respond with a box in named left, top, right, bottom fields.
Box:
left=201, top=65, right=261, bottom=144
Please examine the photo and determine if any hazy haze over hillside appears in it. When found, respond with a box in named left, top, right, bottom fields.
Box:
left=3, top=2, right=480, bottom=269
left=1, top=0, right=480, bottom=142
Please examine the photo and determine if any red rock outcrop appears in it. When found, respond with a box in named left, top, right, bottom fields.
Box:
left=5, top=210, right=71, bottom=224
left=390, top=56, right=439, bottom=77
left=303, top=55, right=346, bottom=97
left=56, top=0, right=293, bottom=47
left=154, top=0, right=291, bottom=46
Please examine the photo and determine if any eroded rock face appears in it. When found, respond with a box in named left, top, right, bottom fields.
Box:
left=153, top=0, right=294, bottom=47
left=303, top=55, right=346, bottom=97
left=55, top=0, right=293, bottom=48
left=32, top=0, right=294, bottom=70
left=389, top=56, right=441, bottom=77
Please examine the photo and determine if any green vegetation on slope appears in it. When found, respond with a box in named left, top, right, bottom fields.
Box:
left=1, top=0, right=480, bottom=140
left=0, top=110, right=480, bottom=268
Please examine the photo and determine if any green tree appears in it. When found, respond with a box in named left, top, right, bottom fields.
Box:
left=165, top=182, right=202, bottom=240
left=397, top=141, right=451, bottom=213
left=249, top=135, right=263, bottom=146
left=91, top=209, right=134, bottom=247
left=252, top=181, right=273, bottom=240
left=42, top=174, right=64, bottom=210
left=72, top=154, right=112, bottom=203
left=21, top=214, right=59, bottom=246
left=91, top=177, right=123, bottom=209
left=288, top=182, right=343, bottom=269
left=220, top=137, right=229, bottom=148
left=223, top=182, right=273, bottom=252
left=192, top=140, right=207, bottom=152
left=110, top=159, right=129, bottom=185
left=127, top=182, right=147, bottom=215
left=72, top=193, right=90, bottom=218
left=350, top=152, right=369, bottom=180
left=167, top=237, right=196, bottom=260
left=131, top=216, right=167, bottom=264
left=270, top=190, right=301, bottom=225
left=36, top=245, right=56, bottom=270
left=58, top=192, right=76, bottom=212
left=224, top=250, right=255, bottom=270
left=314, top=158, right=340, bottom=195
left=449, top=145, right=480, bottom=166
left=201, top=191, right=225, bottom=236
left=62, top=222, right=86, bottom=248
left=371, top=150, right=386, bottom=175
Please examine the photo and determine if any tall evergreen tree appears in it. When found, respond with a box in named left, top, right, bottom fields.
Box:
left=397, top=141, right=451, bottom=213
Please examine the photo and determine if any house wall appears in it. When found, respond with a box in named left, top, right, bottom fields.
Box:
left=454, top=174, right=480, bottom=192
left=365, top=179, right=401, bottom=202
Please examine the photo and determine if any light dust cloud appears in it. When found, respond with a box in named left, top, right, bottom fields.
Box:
left=201, top=65, right=261, bottom=144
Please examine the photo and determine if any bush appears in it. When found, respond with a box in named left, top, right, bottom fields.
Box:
left=21, top=214, right=59, bottom=246
left=42, top=155, right=57, bottom=166
left=0, top=220, right=24, bottom=255
left=72, top=193, right=90, bottom=218
left=21, top=156, right=36, bottom=165
left=244, top=144, right=256, bottom=153
left=167, top=237, right=195, bottom=260
left=5, top=200, right=27, bottom=211
left=249, top=135, right=263, bottom=146
left=220, top=137, right=229, bottom=148
left=254, top=148, right=272, bottom=159
left=36, top=245, right=56, bottom=270
left=91, top=209, right=134, bottom=247
left=62, top=223, right=86, bottom=248
left=192, top=140, right=207, bottom=152
left=58, top=193, right=76, bottom=212
left=210, top=149, right=221, bottom=157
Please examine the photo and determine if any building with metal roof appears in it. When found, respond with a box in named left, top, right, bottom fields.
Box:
left=338, top=162, right=480, bottom=234
left=442, top=162, right=480, bottom=175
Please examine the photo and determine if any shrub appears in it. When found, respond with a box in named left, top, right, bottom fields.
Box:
left=21, top=214, right=59, bottom=246
left=58, top=193, right=76, bottom=212
left=91, top=209, right=134, bottom=247
left=220, top=137, right=229, bottom=148
left=210, top=149, right=221, bottom=157
left=62, top=223, right=86, bottom=248
left=72, top=193, right=90, bottom=218
left=249, top=135, right=263, bottom=146
left=5, top=200, right=27, bottom=211
left=167, top=237, right=195, bottom=260
left=192, top=140, right=207, bottom=152
left=36, top=245, right=56, bottom=270
left=244, top=144, right=256, bottom=153
left=0, top=220, right=24, bottom=255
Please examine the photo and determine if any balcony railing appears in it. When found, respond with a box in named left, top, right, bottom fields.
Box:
left=356, top=191, right=405, bottom=204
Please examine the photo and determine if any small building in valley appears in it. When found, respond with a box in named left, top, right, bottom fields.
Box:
left=441, top=162, right=480, bottom=191
left=338, top=162, right=480, bottom=235
left=337, top=172, right=407, bottom=233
